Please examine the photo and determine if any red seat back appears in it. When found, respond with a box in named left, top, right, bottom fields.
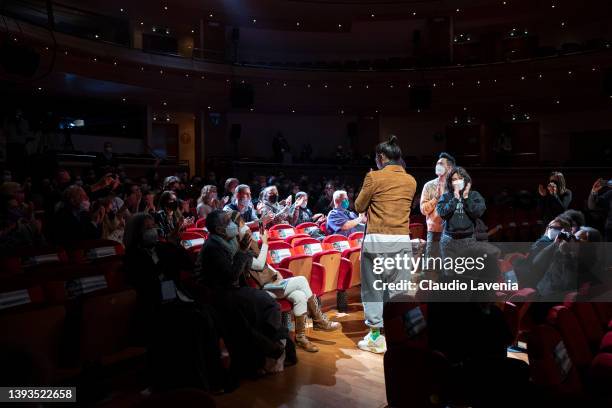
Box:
left=79, top=289, right=138, bottom=363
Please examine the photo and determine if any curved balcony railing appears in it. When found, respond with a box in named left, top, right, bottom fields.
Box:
left=2, top=0, right=611, bottom=74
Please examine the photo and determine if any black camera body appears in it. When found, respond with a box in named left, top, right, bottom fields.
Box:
left=558, top=231, right=576, bottom=242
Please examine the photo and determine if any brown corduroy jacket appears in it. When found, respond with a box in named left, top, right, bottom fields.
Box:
left=354, top=164, right=417, bottom=235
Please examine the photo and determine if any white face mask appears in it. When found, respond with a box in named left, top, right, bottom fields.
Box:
left=239, top=224, right=250, bottom=239
left=300, top=202, right=307, bottom=209
left=547, top=228, right=561, bottom=241
left=435, top=164, right=446, bottom=176
left=452, top=179, right=465, bottom=191
left=225, top=221, right=239, bottom=238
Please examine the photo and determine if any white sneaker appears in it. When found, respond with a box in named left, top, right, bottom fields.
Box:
left=357, top=332, right=387, bottom=354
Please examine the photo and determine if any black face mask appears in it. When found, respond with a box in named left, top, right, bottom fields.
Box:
left=268, top=194, right=278, bottom=203
left=166, top=200, right=178, bottom=210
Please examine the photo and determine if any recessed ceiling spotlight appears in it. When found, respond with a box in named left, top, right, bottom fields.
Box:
left=371, top=13, right=375, bottom=18
left=253, top=19, right=257, bottom=23
left=296, top=22, right=300, bottom=27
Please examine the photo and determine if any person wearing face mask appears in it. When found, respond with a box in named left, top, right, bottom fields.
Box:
left=537, top=171, right=572, bottom=224
left=197, top=185, right=222, bottom=220
left=292, top=191, right=325, bottom=227
left=258, top=186, right=298, bottom=228
left=154, top=191, right=194, bottom=244
left=353, top=135, right=417, bottom=354
left=436, top=166, right=486, bottom=275
left=326, top=190, right=365, bottom=237
left=50, top=185, right=103, bottom=246
left=230, top=211, right=340, bottom=352
left=420, top=152, right=456, bottom=275
left=195, top=210, right=287, bottom=374
left=513, top=216, right=571, bottom=288
left=532, top=226, right=604, bottom=299
left=122, top=214, right=229, bottom=391
left=223, top=184, right=260, bottom=225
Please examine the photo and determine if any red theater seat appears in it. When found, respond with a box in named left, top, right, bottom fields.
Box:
left=382, top=297, right=449, bottom=408
left=527, top=324, right=583, bottom=397
left=268, top=224, right=296, bottom=240
left=0, top=305, right=66, bottom=382
left=78, top=289, right=144, bottom=366
left=195, top=218, right=206, bottom=229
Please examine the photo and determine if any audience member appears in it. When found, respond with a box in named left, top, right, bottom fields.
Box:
left=223, top=178, right=239, bottom=204
left=195, top=210, right=286, bottom=376
left=154, top=191, right=194, bottom=244
left=588, top=177, right=612, bottom=241
left=223, top=184, right=260, bottom=224
left=420, top=152, right=455, bottom=273
left=50, top=185, right=103, bottom=246
left=514, top=216, right=572, bottom=287
left=437, top=166, right=486, bottom=274
left=230, top=211, right=340, bottom=353
left=258, top=186, right=298, bottom=227
left=314, top=182, right=335, bottom=215
left=327, top=190, right=364, bottom=237
left=196, top=185, right=221, bottom=220
left=538, top=171, right=572, bottom=224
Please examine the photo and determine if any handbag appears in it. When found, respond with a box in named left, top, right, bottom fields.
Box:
left=248, top=264, right=278, bottom=288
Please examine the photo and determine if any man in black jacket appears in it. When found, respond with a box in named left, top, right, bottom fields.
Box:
left=195, top=210, right=285, bottom=375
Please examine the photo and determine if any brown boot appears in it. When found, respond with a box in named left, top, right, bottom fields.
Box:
left=295, top=314, right=318, bottom=352
left=307, top=296, right=341, bottom=332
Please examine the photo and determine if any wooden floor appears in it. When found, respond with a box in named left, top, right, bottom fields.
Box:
left=214, top=288, right=387, bottom=408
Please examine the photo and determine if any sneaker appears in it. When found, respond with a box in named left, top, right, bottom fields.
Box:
left=357, top=332, right=387, bottom=354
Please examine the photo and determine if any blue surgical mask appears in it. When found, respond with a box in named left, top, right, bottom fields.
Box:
left=341, top=199, right=350, bottom=209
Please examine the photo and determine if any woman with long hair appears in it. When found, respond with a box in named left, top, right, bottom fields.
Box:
left=196, top=185, right=221, bottom=219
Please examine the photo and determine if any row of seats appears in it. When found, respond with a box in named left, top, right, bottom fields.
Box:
left=0, top=288, right=144, bottom=385
left=382, top=289, right=612, bottom=407
left=0, top=240, right=127, bottom=312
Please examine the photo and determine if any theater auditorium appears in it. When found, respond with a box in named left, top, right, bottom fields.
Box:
left=1, top=0, right=612, bottom=407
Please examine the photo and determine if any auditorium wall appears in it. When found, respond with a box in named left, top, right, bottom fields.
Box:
left=378, top=114, right=447, bottom=159
left=224, top=113, right=364, bottom=160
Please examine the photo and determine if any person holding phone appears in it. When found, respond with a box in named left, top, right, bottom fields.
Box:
left=588, top=177, right=612, bottom=241
left=538, top=171, right=572, bottom=224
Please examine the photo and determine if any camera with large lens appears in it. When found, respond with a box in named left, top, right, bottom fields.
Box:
left=558, top=231, right=576, bottom=242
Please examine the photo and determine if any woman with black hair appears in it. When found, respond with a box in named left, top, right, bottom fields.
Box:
left=436, top=166, right=487, bottom=275
left=154, top=190, right=194, bottom=244
left=538, top=171, right=572, bottom=224
left=354, top=134, right=417, bottom=354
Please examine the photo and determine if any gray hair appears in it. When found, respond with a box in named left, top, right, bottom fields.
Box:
left=234, top=184, right=250, bottom=196
left=333, top=190, right=347, bottom=203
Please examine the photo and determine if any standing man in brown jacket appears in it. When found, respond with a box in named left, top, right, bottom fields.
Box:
left=354, top=135, right=417, bottom=353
